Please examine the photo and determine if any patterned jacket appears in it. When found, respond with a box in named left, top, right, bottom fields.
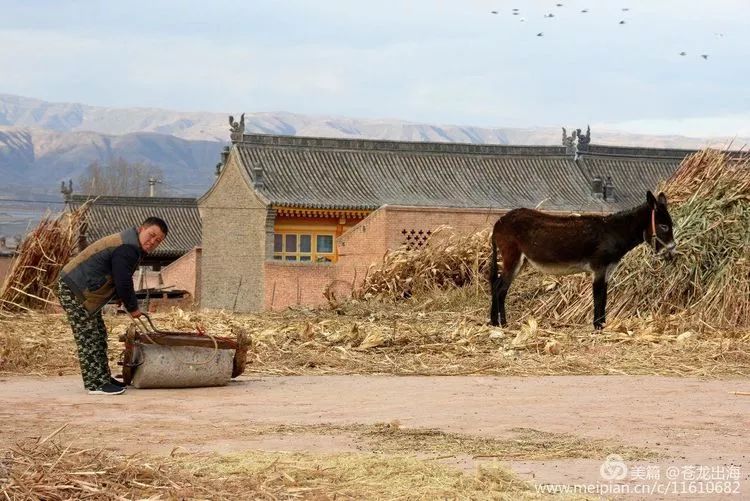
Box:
left=59, top=227, right=142, bottom=315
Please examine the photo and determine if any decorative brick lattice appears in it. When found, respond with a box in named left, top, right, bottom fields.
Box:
left=401, top=229, right=432, bottom=250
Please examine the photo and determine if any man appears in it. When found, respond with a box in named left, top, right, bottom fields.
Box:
left=58, top=217, right=168, bottom=395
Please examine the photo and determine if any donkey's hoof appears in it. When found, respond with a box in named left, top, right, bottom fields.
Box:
left=593, top=323, right=604, bottom=330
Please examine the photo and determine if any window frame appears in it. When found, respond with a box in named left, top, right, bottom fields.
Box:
left=273, top=230, right=336, bottom=263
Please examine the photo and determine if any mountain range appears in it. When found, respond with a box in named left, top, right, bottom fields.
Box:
left=0, top=92, right=747, bottom=237
left=2, top=93, right=747, bottom=199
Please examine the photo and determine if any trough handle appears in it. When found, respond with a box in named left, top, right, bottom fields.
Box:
left=136, top=313, right=160, bottom=333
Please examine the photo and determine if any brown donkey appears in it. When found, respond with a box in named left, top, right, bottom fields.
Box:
left=489, top=191, right=676, bottom=329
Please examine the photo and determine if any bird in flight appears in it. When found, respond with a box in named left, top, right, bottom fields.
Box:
left=679, top=51, right=687, bottom=56
left=701, top=54, right=709, bottom=60
left=491, top=10, right=498, bottom=14
left=581, top=9, right=588, bottom=13
left=544, top=13, right=555, bottom=18
left=537, top=32, right=544, bottom=37
left=619, top=20, right=626, bottom=25
left=622, top=7, right=630, bottom=11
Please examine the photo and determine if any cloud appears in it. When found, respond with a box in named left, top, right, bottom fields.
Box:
left=0, top=0, right=748, bottom=136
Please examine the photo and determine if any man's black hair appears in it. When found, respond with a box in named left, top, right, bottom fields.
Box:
left=141, top=217, right=169, bottom=235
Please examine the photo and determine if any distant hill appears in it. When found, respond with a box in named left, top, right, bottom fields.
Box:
left=0, top=127, right=222, bottom=196
left=0, top=92, right=745, bottom=236
left=2, top=93, right=745, bottom=147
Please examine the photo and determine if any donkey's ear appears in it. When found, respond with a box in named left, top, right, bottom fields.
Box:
left=646, top=191, right=657, bottom=208
left=657, top=192, right=668, bottom=207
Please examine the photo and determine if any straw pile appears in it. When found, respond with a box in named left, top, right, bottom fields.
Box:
left=532, top=149, right=750, bottom=328
left=0, top=426, right=219, bottom=500
left=0, top=203, right=90, bottom=315
left=362, top=226, right=492, bottom=298
left=2, top=426, right=576, bottom=500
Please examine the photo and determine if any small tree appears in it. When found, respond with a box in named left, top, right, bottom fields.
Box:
left=78, top=158, right=166, bottom=196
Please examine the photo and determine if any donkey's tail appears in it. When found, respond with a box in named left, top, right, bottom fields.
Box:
left=489, top=232, right=498, bottom=288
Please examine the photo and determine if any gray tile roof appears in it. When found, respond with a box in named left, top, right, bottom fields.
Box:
left=578, top=154, right=683, bottom=208
left=67, top=195, right=201, bottom=258
left=234, top=134, right=688, bottom=213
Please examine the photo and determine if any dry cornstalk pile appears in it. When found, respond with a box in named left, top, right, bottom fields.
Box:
left=0, top=203, right=90, bottom=315
left=362, top=226, right=492, bottom=298
left=532, top=148, right=750, bottom=328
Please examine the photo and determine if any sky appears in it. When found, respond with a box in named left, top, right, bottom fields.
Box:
left=0, top=0, right=748, bottom=137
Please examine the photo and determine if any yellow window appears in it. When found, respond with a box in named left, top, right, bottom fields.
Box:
left=273, top=232, right=335, bottom=262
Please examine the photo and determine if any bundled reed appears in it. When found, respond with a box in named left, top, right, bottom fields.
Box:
left=0, top=203, right=90, bottom=314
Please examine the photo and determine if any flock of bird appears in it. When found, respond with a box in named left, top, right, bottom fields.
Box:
left=489, top=4, right=719, bottom=60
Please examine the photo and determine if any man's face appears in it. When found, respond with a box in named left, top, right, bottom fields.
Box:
left=138, top=225, right=166, bottom=253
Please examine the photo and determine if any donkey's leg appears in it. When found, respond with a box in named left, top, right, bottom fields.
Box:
left=498, top=246, right=523, bottom=327
left=592, top=271, right=608, bottom=330
left=490, top=275, right=504, bottom=326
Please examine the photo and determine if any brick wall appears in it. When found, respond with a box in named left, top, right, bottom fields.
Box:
left=335, top=206, right=390, bottom=295
left=161, top=247, right=202, bottom=306
left=199, top=151, right=269, bottom=312
left=382, top=206, right=506, bottom=250
left=264, top=261, right=337, bottom=309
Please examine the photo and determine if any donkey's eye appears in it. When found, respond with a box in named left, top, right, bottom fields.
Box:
left=658, top=224, right=669, bottom=232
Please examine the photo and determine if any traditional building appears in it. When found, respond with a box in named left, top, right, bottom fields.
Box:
left=199, top=128, right=692, bottom=312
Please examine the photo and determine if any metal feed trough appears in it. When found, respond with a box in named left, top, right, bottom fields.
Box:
left=118, top=314, right=248, bottom=389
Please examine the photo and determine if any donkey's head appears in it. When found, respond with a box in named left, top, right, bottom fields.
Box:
left=646, top=191, right=676, bottom=258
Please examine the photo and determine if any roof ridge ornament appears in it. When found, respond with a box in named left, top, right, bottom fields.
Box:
left=575, top=125, right=591, bottom=151
left=229, top=113, right=245, bottom=143
left=562, top=127, right=576, bottom=154
left=60, top=179, right=73, bottom=202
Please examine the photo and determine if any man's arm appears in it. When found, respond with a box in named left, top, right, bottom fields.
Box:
left=111, top=246, right=141, bottom=317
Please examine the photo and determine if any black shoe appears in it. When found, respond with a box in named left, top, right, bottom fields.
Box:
left=110, top=377, right=127, bottom=388
left=88, top=383, right=126, bottom=395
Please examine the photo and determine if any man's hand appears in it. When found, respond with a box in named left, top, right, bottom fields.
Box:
left=130, top=309, right=143, bottom=318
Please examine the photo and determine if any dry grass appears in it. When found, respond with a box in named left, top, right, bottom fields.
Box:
left=251, top=422, right=659, bottom=461
left=1, top=303, right=748, bottom=378
left=0, top=430, right=591, bottom=500
left=184, top=450, right=581, bottom=500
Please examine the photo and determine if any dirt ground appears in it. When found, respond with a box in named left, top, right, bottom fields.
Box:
left=1, top=374, right=748, bottom=499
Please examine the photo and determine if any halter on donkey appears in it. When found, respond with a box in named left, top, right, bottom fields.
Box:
left=489, top=191, right=676, bottom=329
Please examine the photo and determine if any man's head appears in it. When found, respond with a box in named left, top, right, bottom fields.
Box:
left=138, top=217, right=168, bottom=254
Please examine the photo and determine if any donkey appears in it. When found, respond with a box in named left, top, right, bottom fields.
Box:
left=489, top=191, right=676, bottom=329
